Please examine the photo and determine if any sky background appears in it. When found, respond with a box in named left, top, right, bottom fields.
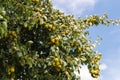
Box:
left=52, top=0, right=120, bottom=80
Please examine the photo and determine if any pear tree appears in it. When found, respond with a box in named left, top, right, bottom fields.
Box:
left=0, top=0, right=119, bottom=80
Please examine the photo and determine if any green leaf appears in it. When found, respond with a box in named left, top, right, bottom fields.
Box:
left=39, top=18, right=44, bottom=25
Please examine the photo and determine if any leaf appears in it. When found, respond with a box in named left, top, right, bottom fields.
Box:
left=0, top=15, right=4, bottom=20
left=39, top=18, right=44, bottom=25
left=17, top=52, right=23, bottom=57
left=24, top=22, right=28, bottom=28
left=0, top=26, right=4, bottom=38
left=0, top=19, right=7, bottom=38
left=43, top=15, right=47, bottom=21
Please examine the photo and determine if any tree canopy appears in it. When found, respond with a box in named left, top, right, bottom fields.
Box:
left=0, top=0, right=120, bottom=80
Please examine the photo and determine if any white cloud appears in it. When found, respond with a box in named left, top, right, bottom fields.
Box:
left=100, top=63, right=107, bottom=70
left=105, top=62, right=120, bottom=80
left=52, top=0, right=98, bottom=16
left=80, top=65, right=98, bottom=80
left=74, top=64, right=107, bottom=80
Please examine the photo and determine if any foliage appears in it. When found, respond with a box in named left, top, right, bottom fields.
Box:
left=0, top=0, right=120, bottom=80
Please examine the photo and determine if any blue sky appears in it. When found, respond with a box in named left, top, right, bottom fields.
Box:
left=52, top=0, right=120, bottom=80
